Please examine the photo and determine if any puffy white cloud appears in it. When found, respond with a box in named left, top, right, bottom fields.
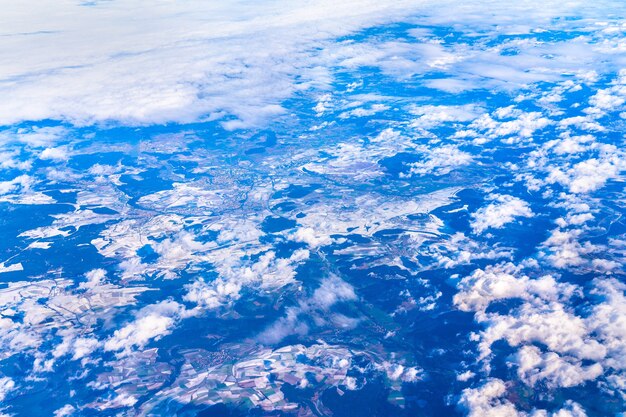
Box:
left=184, top=249, right=310, bottom=310
left=376, top=361, right=423, bottom=383
left=457, top=265, right=626, bottom=399
left=479, top=303, right=606, bottom=362
left=402, top=145, right=472, bottom=177
left=0, top=377, right=15, bottom=402
left=0, top=174, right=33, bottom=195
left=290, top=227, right=334, bottom=248
left=409, top=104, right=481, bottom=129
left=338, top=103, right=389, bottom=119
left=514, top=345, right=603, bottom=388
left=541, top=229, right=600, bottom=269
left=546, top=155, right=626, bottom=194
left=457, top=370, right=476, bottom=382
left=53, top=404, right=75, bottom=417
left=458, top=378, right=521, bottom=417
left=257, top=274, right=357, bottom=344
left=471, top=195, right=533, bottom=234
left=52, top=333, right=100, bottom=362
left=413, top=231, right=513, bottom=270
left=308, top=274, right=357, bottom=310
left=105, top=314, right=174, bottom=353
left=78, top=268, right=107, bottom=290
left=454, top=263, right=576, bottom=314
left=458, top=378, right=589, bottom=417
left=586, top=278, right=626, bottom=396
left=470, top=110, right=551, bottom=141
left=39, top=146, right=69, bottom=161
left=587, top=87, right=625, bottom=113
left=104, top=300, right=185, bottom=354
left=545, top=134, right=595, bottom=156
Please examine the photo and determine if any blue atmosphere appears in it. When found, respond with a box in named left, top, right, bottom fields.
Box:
left=0, top=1, right=624, bottom=416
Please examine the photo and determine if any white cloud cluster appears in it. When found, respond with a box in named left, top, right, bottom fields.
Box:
left=458, top=378, right=522, bottom=417
left=516, top=72, right=626, bottom=198
left=455, top=262, right=626, bottom=400
left=333, top=1, right=626, bottom=100
left=0, top=377, right=15, bottom=402
left=2, top=1, right=626, bottom=414
left=454, top=263, right=576, bottom=315
left=104, top=300, right=186, bottom=355
left=541, top=229, right=601, bottom=269
left=0, top=271, right=149, bottom=371
left=409, top=104, right=481, bottom=129
left=338, top=103, right=389, bottom=119
left=458, top=378, right=588, bottom=417
left=410, top=231, right=513, bottom=270
left=0, top=0, right=447, bottom=129
left=1, top=0, right=619, bottom=130
left=471, top=194, right=533, bottom=234
left=468, top=109, right=551, bottom=143
left=0, top=126, right=68, bottom=147
left=376, top=361, right=423, bottom=383
left=257, top=274, right=357, bottom=344
left=585, top=69, right=626, bottom=115
left=515, top=345, right=603, bottom=388
left=39, top=146, right=69, bottom=161
left=586, top=278, right=626, bottom=397
left=402, top=145, right=473, bottom=177
left=546, top=151, right=626, bottom=194
left=184, top=249, right=310, bottom=310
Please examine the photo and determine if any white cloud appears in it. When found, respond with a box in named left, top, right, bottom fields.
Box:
left=308, top=274, right=357, bottom=310
left=409, top=104, right=481, bottom=129
left=0, top=0, right=616, bottom=129
left=257, top=274, right=357, bottom=344
left=479, top=303, right=606, bottom=362
left=541, top=229, right=600, bottom=269
left=546, top=155, right=626, bottom=194
left=587, top=88, right=625, bottom=113
left=402, top=145, right=472, bottom=177
left=514, top=345, right=603, bottom=389
left=458, top=378, right=521, bottom=417
left=0, top=0, right=447, bottom=129
left=39, top=146, right=69, bottom=161
left=456, top=266, right=626, bottom=398
left=414, top=232, right=513, bottom=270
left=376, top=361, right=423, bottom=383
left=0, top=174, right=33, bottom=195
left=471, top=195, right=533, bottom=234
left=586, top=278, right=626, bottom=396
left=454, top=263, right=576, bottom=314
left=458, top=378, right=589, bottom=417
left=104, top=300, right=184, bottom=355
left=53, top=404, right=75, bottom=417
left=0, top=126, right=68, bottom=147
left=78, top=268, right=107, bottom=290
left=290, top=227, right=334, bottom=249
left=104, top=314, right=174, bottom=353
left=338, top=103, right=389, bottom=119
left=457, top=370, right=475, bottom=382
left=184, top=249, right=310, bottom=310
left=0, top=377, right=15, bottom=402
left=470, top=110, right=551, bottom=141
